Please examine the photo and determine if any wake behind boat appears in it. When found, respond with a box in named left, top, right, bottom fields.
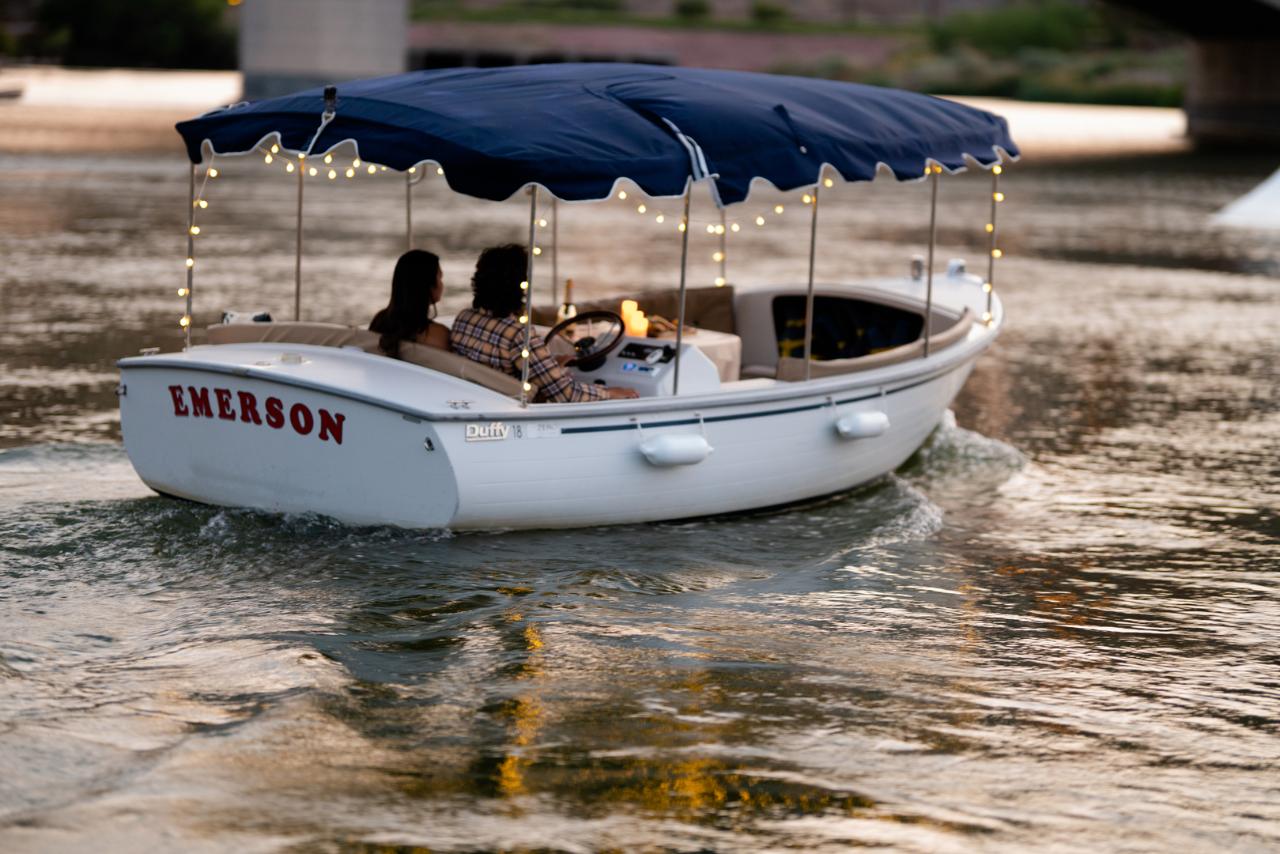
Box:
left=117, top=64, right=1018, bottom=529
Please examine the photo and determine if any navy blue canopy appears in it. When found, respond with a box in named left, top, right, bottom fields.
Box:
left=177, top=64, right=1018, bottom=206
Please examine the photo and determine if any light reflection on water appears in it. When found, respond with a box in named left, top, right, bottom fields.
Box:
left=0, top=145, right=1278, bottom=852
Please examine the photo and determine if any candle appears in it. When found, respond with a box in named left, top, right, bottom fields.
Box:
left=627, top=310, right=649, bottom=337
left=620, top=299, right=638, bottom=326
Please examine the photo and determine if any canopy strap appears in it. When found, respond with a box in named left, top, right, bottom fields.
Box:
left=661, top=117, right=723, bottom=208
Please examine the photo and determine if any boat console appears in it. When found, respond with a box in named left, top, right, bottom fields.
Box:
left=569, top=336, right=721, bottom=397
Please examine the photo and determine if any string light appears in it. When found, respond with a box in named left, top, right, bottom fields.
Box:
left=519, top=314, right=528, bottom=324
left=207, top=168, right=218, bottom=178
left=985, top=223, right=994, bottom=233
left=523, top=382, right=532, bottom=392
left=655, top=214, right=664, bottom=223
left=774, top=204, right=784, bottom=214
left=345, top=167, right=355, bottom=178
left=532, top=247, right=542, bottom=256
left=933, top=164, right=943, bottom=174
left=521, top=348, right=530, bottom=359
left=677, top=222, right=687, bottom=233
left=714, top=224, right=725, bottom=235
left=179, top=315, right=191, bottom=328
left=308, top=167, right=317, bottom=177
left=993, top=165, right=1003, bottom=175
left=270, top=144, right=279, bottom=154
left=436, top=167, right=443, bottom=175
left=730, top=223, right=739, bottom=232
left=324, top=154, right=333, bottom=164
left=184, top=257, right=195, bottom=268
left=991, top=248, right=1003, bottom=258
left=823, top=177, right=834, bottom=188
left=714, top=276, right=726, bottom=287
left=520, top=280, right=529, bottom=291
left=353, top=158, right=361, bottom=167
left=367, top=164, right=376, bottom=174
left=802, top=193, right=812, bottom=204
left=705, top=224, right=716, bottom=234
left=617, top=190, right=627, bottom=200
left=408, top=166, right=416, bottom=174
left=636, top=204, right=646, bottom=214
left=286, top=161, right=295, bottom=173
left=982, top=282, right=993, bottom=293
left=994, top=192, right=1005, bottom=202
left=712, top=251, right=724, bottom=262
left=537, top=218, right=548, bottom=227
left=264, top=153, right=273, bottom=164
left=197, top=199, right=208, bottom=209
left=755, top=216, right=765, bottom=226
left=982, top=311, right=993, bottom=323
left=328, top=169, right=337, bottom=180
left=177, top=287, right=188, bottom=296
left=189, top=225, right=200, bottom=235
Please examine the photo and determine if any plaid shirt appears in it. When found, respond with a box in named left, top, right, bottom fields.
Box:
left=450, top=308, right=609, bottom=403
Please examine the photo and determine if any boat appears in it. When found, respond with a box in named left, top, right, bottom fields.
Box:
left=117, top=64, right=1018, bottom=529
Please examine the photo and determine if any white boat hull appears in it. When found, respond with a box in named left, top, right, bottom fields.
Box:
left=118, top=281, right=999, bottom=529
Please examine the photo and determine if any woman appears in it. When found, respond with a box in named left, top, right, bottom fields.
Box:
left=369, top=249, right=450, bottom=357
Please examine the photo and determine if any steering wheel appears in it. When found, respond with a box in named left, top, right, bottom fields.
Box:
left=542, top=310, right=627, bottom=372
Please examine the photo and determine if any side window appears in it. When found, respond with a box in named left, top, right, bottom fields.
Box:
left=772, top=296, right=923, bottom=360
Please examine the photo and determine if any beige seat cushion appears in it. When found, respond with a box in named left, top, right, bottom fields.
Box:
left=776, top=309, right=975, bottom=381
left=532, top=286, right=736, bottom=334
left=206, top=322, right=521, bottom=396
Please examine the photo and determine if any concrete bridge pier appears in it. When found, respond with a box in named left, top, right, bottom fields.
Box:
left=1187, top=38, right=1280, bottom=146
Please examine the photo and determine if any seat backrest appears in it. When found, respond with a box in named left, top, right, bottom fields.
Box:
left=775, top=309, right=975, bottom=381
left=206, top=322, right=522, bottom=396
left=206, top=321, right=382, bottom=351
left=395, top=340, right=523, bottom=396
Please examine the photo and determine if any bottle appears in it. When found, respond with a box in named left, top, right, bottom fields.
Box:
left=556, top=278, right=578, bottom=323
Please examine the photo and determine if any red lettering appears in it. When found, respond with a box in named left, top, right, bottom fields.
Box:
left=289, top=402, right=314, bottom=435
left=188, top=386, right=212, bottom=418
left=215, top=388, right=236, bottom=420
left=265, top=397, right=284, bottom=429
left=317, top=409, right=345, bottom=444
left=237, top=391, right=262, bottom=425
left=168, top=385, right=189, bottom=416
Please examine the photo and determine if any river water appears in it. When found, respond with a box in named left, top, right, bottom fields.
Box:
left=1, top=140, right=1278, bottom=852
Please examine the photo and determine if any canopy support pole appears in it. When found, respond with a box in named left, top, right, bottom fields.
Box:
left=405, top=172, right=413, bottom=252
left=672, top=187, right=692, bottom=396
left=183, top=163, right=195, bottom=350
left=985, top=165, right=1001, bottom=323
left=551, top=196, right=559, bottom=309
left=519, top=188, right=538, bottom=408
left=923, top=166, right=939, bottom=358
left=294, top=156, right=304, bottom=321
left=802, top=179, right=821, bottom=380
left=718, top=208, right=727, bottom=286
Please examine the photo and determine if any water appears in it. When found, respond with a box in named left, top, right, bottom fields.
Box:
left=1, top=141, right=1278, bottom=852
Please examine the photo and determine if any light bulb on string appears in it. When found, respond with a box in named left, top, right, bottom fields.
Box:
left=774, top=204, right=784, bottom=214
left=714, top=224, right=725, bottom=235
left=712, top=251, right=724, bottom=262
left=353, top=158, right=361, bottom=167
left=367, top=164, right=377, bottom=174
left=985, top=223, right=994, bottom=233
left=345, top=167, right=355, bottom=178
left=207, top=168, right=218, bottom=178
left=714, top=276, right=726, bottom=287
left=189, top=225, right=200, bottom=235
left=655, top=214, right=664, bottom=223
left=520, top=280, right=529, bottom=291
left=264, top=153, right=273, bottom=164
left=519, top=314, right=528, bottom=324
left=802, top=194, right=812, bottom=204
left=179, top=315, right=191, bottom=328
left=308, top=167, right=317, bottom=176
left=637, top=204, right=647, bottom=214
left=617, top=190, right=627, bottom=200
left=677, top=222, right=687, bottom=233
left=982, top=282, right=993, bottom=293
left=323, top=154, right=333, bottom=164
left=270, top=144, right=279, bottom=154
left=532, top=247, right=542, bottom=256
left=177, top=287, right=188, bottom=296
left=823, top=177, right=834, bottom=188
left=286, top=162, right=295, bottom=173
left=991, top=248, right=1003, bottom=258
left=436, top=167, right=443, bottom=175
left=993, top=165, right=1003, bottom=175
left=730, top=222, right=740, bottom=232
left=328, top=169, right=337, bottom=180
left=184, top=257, right=194, bottom=268
left=537, top=218, right=548, bottom=228
left=408, top=166, right=416, bottom=174
left=994, top=192, right=1005, bottom=202
left=705, top=224, right=715, bottom=234
left=755, top=216, right=765, bottom=226
left=197, top=199, right=208, bottom=209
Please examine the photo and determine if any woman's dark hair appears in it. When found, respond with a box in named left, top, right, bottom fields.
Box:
left=370, top=249, right=441, bottom=358
left=470, top=243, right=528, bottom=317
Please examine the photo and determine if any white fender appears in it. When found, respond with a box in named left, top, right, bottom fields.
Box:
left=639, top=434, right=714, bottom=467
left=835, top=411, right=890, bottom=439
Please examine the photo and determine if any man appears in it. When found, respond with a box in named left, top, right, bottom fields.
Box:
left=451, top=244, right=639, bottom=402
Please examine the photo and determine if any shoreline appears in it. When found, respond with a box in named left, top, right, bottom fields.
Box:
left=0, top=66, right=1189, bottom=159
